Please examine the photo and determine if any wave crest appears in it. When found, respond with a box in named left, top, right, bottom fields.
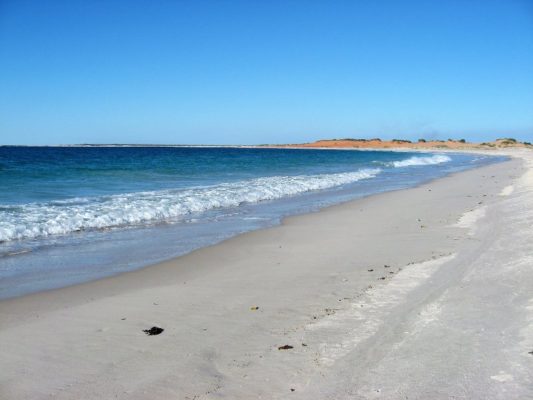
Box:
left=389, top=154, right=451, bottom=168
left=0, top=168, right=380, bottom=242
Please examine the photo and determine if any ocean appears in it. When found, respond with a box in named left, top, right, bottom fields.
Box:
left=0, top=146, right=505, bottom=299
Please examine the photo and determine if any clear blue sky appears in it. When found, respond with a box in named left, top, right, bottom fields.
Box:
left=1, top=0, right=532, bottom=145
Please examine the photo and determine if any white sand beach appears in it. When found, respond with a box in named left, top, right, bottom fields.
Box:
left=1, top=149, right=532, bottom=399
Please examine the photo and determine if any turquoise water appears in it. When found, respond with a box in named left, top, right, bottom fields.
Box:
left=0, top=146, right=505, bottom=298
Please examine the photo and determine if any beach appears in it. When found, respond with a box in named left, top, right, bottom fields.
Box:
left=1, top=148, right=532, bottom=399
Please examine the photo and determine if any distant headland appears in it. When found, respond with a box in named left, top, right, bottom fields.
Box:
left=268, top=137, right=532, bottom=150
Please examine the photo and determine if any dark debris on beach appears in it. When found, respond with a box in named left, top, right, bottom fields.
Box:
left=278, top=345, right=294, bottom=350
left=143, top=326, right=164, bottom=336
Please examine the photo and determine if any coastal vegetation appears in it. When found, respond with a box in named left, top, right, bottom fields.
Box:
left=275, top=137, right=533, bottom=150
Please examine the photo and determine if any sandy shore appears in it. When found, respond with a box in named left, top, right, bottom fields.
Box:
left=1, top=149, right=532, bottom=399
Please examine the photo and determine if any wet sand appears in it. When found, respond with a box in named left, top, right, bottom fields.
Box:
left=1, top=149, right=532, bottom=399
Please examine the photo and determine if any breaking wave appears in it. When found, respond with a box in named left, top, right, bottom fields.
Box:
left=389, top=154, right=451, bottom=168
left=0, top=168, right=380, bottom=242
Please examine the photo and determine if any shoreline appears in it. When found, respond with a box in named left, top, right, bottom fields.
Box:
left=1, top=149, right=532, bottom=399
left=0, top=148, right=504, bottom=301
left=1, top=150, right=509, bottom=307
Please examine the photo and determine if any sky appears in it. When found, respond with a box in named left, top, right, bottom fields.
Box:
left=0, top=0, right=532, bottom=145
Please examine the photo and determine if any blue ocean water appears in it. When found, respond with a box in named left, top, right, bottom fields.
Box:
left=0, top=146, right=505, bottom=299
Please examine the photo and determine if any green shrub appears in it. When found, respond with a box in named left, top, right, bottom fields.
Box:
left=497, top=137, right=517, bottom=142
left=392, top=139, right=412, bottom=143
left=500, top=140, right=516, bottom=145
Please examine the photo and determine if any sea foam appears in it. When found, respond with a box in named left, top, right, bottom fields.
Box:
left=389, top=154, right=451, bottom=168
left=0, top=168, right=380, bottom=242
